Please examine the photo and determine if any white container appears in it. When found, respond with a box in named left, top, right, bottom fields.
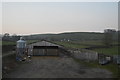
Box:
left=17, top=37, right=26, bottom=48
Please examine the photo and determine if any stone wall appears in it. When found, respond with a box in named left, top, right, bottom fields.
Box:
left=68, top=49, right=98, bottom=61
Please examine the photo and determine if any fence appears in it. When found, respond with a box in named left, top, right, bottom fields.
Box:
left=67, top=49, right=98, bottom=61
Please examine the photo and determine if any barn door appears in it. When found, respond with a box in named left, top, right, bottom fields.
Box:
left=33, top=49, right=45, bottom=56
left=33, top=46, right=58, bottom=56
left=33, top=46, right=46, bottom=56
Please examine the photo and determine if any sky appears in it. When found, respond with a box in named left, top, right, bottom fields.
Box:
left=1, top=2, right=118, bottom=35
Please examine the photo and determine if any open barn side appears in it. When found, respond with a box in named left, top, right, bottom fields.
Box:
left=27, top=41, right=61, bottom=56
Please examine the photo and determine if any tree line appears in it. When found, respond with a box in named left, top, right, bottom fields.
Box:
left=2, top=33, right=21, bottom=41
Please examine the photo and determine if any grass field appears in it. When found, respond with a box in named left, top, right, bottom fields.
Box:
left=77, top=41, right=119, bottom=46
left=27, top=40, right=39, bottom=44
left=73, top=58, right=119, bottom=78
left=75, top=41, right=104, bottom=46
left=55, top=41, right=119, bottom=55
left=93, top=46, right=119, bottom=55
left=55, top=41, right=90, bottom=49
left=1, top=40, right=39, bottom=46
left=2, top=41, right=16, bottom=45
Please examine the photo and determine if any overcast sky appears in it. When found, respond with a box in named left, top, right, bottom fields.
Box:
left=2, top=2, right=118, bottom=35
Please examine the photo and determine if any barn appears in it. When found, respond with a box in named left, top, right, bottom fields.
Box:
left=27, top=41, right=59, bottom=56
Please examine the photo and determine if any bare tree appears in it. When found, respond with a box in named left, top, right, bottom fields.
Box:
left=2, top=33, right=10, bottom=41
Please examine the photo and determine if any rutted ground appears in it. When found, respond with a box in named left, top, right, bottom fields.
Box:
left=4, top=56, right=112, bottom=78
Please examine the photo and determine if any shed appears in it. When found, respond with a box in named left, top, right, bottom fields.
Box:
left=27, top=41, right=59, bottom=56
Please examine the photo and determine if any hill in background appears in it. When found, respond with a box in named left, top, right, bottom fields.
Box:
left=24, top=32, right=118, bottom=42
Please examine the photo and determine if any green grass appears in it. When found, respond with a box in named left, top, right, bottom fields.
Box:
left=2, top=40, right=39, bottom=46
left=2, top=41, right=16, bottom=45
left=76, top=41, right=104, bottom=46
left=55, top=41, right=106, bottom=49
left=79, top=41, right=119, bottom=46
left=27, top=40, right=39, bottom=44
left=93, top=46, right=119, bottom=55
left=55, top=41, right=89, bottom=49
left=73, top=58, right=119, bottom=78
left=55, top=41, right=119, bottom=55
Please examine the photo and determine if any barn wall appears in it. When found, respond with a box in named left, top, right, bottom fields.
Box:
left=46, top=49, right=58, bottom=56
left=33, top=46, right=59, bottom=56
left=33, top=49, right=58, bottom=56
left=33, top=49, right=45, bottom=56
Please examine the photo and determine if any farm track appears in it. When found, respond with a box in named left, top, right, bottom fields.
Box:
left=3, top=56, right=112, bottom=78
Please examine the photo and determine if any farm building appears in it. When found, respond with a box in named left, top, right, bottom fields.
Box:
left=27, top=41, right=60, bottom=56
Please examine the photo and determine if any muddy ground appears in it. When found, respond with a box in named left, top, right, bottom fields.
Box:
left=3, top=55, right=112, bottom=78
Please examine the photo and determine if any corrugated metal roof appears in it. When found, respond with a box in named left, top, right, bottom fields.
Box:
left=28, top=41, right=61, bottom=48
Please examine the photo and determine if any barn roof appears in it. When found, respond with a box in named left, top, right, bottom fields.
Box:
left=28, top=41, right=60, bottom=48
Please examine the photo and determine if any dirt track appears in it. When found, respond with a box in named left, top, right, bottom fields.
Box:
left=4, top=56, right=112, bottom=78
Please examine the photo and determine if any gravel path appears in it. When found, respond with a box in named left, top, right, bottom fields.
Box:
left=4, top=56, right=112, bottom=78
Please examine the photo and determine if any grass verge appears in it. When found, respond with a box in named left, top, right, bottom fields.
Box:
left=92, top=46, right=119, bottom=56
left=73, top=58, right=119, bottom=78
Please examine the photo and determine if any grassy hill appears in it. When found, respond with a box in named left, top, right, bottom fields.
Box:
left=25, top=32, right=105, bottom=41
